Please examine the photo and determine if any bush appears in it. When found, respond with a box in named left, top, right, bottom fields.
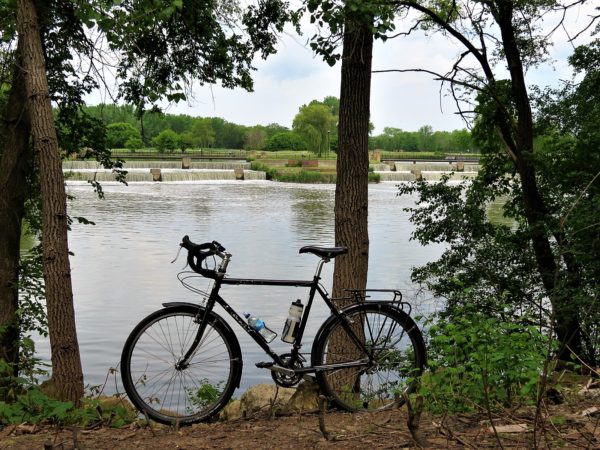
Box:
left=250, top=162, right=278, bottom=180
left=276, top=170, right=333, bottom=183
left=151, top=129, right=179, bottom=152
left=0, top=387, right=136, bottom=427
left=420, top=311, right=550, bottom=414
left=368, top=173, right=380, bottom=183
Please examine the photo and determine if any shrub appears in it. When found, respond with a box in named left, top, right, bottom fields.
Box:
left=368, top=172, right=380, bottom=183
left=420, top=311, right=550, bottom=414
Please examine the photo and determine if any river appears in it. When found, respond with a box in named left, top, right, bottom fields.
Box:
left=35, top=181, right=445, bottom=394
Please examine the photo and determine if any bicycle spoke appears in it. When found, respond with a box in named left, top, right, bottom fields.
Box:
left=122, top=309, right=238, bottom=424
left=314, top=305, right=425, bottom=412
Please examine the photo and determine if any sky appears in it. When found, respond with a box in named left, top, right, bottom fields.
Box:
left=118, top=3, right=599, bottom=134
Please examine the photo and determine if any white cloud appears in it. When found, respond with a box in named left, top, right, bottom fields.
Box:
left=113, top=2, right=599, bottom=134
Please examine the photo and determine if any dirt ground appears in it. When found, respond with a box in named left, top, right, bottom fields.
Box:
left=1, top=391, right=598, bottom=450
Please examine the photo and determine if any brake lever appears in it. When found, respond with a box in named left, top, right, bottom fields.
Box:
left=171, top=244, right=184, bottom=264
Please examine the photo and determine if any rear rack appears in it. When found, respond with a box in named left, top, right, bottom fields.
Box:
left=337, top=289, right=411, bottom=315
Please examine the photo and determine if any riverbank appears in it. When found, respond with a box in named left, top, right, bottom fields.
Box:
left=2, top=375, right=598, bottom=449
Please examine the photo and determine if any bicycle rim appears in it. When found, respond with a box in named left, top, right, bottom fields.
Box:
left=121, top=308, right=237, bottom=424
left=313, top=305, right=425, bottom=411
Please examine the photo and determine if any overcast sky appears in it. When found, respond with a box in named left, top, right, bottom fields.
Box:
left=121, top=3, right=599, bottom=134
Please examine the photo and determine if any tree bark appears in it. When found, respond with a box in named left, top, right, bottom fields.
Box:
left=493, top=1, right=583, bottom=361
left=0, top=40, right=31, bottom=389
left=16, top=0, right=84, bottom=403
left=332, top=12, right=373, bottom=304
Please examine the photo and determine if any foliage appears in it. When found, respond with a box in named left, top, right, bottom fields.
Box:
left=175, top=132, right=194, bottom=152
left=86, top=101, right=475, bottom=152
left=0, top=388, right=72, bottom=425
left=369, top=127, right=476, bottom=153
left=124, top=135, right=143, bottom=151
left=244, top=127, right=267, bottom=150
left=15, top=246, right=50, bottom=385
left=368, top=172, right=380, bottom=183
left=389, top=0, right=600, bottom=364
left=292, top=100, right=336, bottom=156
left=275, top=170, right=335, bottom=183
left=420, top=311, right=549, bottom=414
left=101, top=0, right=294, bottom=107
left=250, top=162, right=278, bottom=180
left=151, top=129, right=179, bottom=152
left=0, top=388, right=136, bottom=427
left=106, top=122, right=140, bottom=149
left=304, top=0, right=396, bottom=66
left=266, top=131, right=308, bottom=151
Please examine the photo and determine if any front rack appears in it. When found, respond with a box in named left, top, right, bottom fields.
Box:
left=177, top=271, right=214, bottom=300
left=335, top=288, right=411, bottom=315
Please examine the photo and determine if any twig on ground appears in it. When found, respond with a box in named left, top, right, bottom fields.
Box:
left=71, top=426, right=80, bottom=450
left=317, top=395, right=331, bottom=441
left=404, top=392, right=427, bottom=447
left=434, top=420, right=481, bottom=450
left=142, top=409, right=155, bottom=437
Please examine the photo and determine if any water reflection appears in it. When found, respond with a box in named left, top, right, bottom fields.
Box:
left=289, top=185, right=335, bottom=243
left=33, top=181, right=445, bottom=394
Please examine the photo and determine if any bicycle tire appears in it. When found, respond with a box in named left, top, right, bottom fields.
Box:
left=312, top=303, right=426, bottom=411
left=121, top=305, right=242, bottom=425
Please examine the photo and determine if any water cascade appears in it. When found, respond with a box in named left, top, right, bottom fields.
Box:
left=375, top=171, right=414, bottom=182
left=374, top=161, right=480, bottom=181
left=63, top=160, right=264, bottom=182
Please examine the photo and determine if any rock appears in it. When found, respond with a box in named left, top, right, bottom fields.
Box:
left=285, top=379, right=319, bottom=413
left=219, top=384, right=295, bottom=421
left=488, top=423, right=528, bottom=433
left=220, top=399, right=242, bottom=421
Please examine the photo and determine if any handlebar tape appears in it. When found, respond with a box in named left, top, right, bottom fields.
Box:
left=180, top=236, right=224, bottom=279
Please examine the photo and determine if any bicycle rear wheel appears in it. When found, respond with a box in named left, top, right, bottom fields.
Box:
left=312, top=303, right=426, bottom=411
left=121, top=305, right=241, bottom=425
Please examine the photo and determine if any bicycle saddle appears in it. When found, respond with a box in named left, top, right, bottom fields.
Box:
left=299, top=246, right=348, bottom=259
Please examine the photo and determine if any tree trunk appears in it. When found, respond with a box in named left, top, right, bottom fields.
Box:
left=0, top=40, right=31, bottom=392
left=332, top=12, right=373, bottom=304
left=494, top=1, right=583, bottom=361
left=327, top=11, right=373, bottom=395
left=16, top=0, right=84, bottom=404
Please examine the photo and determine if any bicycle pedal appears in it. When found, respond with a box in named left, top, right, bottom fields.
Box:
left=255, top=361, right=274, bottom=369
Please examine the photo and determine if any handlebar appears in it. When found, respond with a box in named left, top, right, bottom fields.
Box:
left=180, top=236, right=228, bottom=279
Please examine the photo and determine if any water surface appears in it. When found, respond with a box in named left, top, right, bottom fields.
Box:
left=37, top=181, right=445, bottom=393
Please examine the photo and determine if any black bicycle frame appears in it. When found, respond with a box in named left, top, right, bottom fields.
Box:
left=178, top=267, right=373, bottom=374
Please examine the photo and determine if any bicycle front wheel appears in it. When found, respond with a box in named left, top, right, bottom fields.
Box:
left=312, top=303, right=426, bottom=411
left=121, top=305, right=241, bottom=425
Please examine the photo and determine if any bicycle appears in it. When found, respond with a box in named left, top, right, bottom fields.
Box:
left=120, top=236, right=426, bottom=425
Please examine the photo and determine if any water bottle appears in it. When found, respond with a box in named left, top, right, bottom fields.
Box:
left=244, top=313, right=277, bottom=343
left=281, top=300, right=303, bottom=343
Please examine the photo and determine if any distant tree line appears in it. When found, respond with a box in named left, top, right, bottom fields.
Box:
left=84, top=102, right=476, bottom=153
left=369, top=125, right=476, bottom=153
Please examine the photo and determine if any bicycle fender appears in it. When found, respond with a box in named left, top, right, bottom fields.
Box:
left=161, top=302, right=243, bottom=387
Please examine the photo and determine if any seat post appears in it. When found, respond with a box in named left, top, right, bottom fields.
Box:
left=314, top=257, right=330, bottom=278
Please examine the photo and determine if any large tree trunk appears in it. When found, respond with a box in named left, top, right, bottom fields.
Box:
left=332, top=12, right=373, bottom=303
left=328, top=7, right=374, bottom=398
left=17, top=0, right=84, bottom=403
left=0, top=41, right=31, bottom=392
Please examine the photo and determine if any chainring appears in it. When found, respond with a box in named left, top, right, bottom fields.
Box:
left=271, top=353, right=305, bottom=387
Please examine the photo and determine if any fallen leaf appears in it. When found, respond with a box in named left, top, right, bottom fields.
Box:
left=580, top=407, right=599, bottom=417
